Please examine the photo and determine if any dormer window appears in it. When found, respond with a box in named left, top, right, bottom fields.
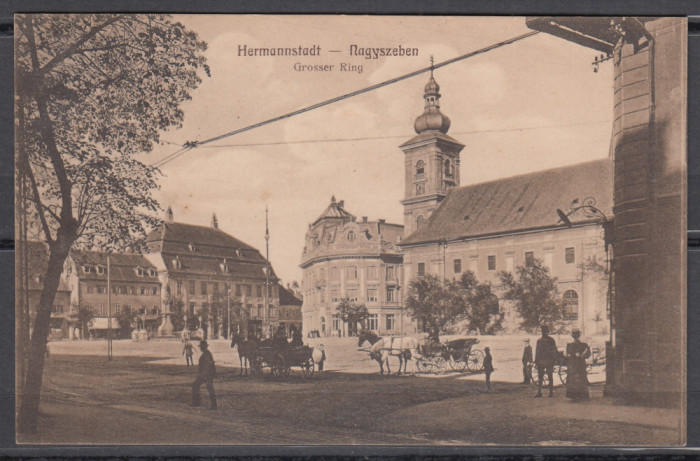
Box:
left=149, top=268, right=157, bottom=277
left=173, top=256, right=182, bottom=270
left=83, top=265, right=92, bottom=273
left=235, top=249, right=242, bottom=257
left=97, top=266, right=105, bottom=274
left=136, top=267, right=144, bottom=276
left=188, top=243, right=196, bottom=252
left=220, top=258, right=229, bottom=273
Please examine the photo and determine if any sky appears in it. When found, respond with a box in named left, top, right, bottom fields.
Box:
left=147, top=15, right=614, bottom=285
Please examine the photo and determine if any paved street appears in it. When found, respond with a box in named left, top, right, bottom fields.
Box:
left=20, top=338, right=682, bottom=446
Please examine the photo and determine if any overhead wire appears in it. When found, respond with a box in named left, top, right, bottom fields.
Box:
left=152, top=30, right=540, bottom=168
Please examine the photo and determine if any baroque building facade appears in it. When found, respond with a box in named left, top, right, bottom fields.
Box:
left=300, top=197, right=412, bottom=337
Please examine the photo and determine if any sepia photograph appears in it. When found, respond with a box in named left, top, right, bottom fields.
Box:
left=14, top=14, right=686, bottom=446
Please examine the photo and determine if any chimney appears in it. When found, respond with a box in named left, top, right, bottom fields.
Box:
left=378, top=219, right=386, bottom=224
left=166, top=206, right=174, bottom=223
left=211, top=212, right=218, bottom=229
left=362, top=216, right=368, bottom=223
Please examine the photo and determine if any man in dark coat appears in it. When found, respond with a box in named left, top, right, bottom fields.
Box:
left=192, top=340, right=217, bottom=410
left=522, top=338, right=533, bottom=384
left=483, top=347, right=494, bottom=392
left=534, top=325, right=557, bottom=398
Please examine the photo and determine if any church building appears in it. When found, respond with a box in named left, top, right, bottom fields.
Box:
left=397, top=69, right=613, bottom=335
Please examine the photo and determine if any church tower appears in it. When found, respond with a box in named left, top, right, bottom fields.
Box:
left=400, top=63, right=465, bottom=237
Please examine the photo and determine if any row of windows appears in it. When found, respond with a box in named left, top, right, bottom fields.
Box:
left=175, top=281, right=275, bottom=298
left=307, top=265, right=398, bottom=287
left=93, top=304, right=159, bottom=316
left=416, top=248, right=577, bottom=276
left=82, top=265, right=157, bottom=277
left=414, top=159, right=454, bottom=178
left=185, top=302, right=277, bottom=319
left=321, top=313, right=397, bottom=332
left=86, top=285, right=158, bottom=296
left=318, top=286, right=397, bottom=304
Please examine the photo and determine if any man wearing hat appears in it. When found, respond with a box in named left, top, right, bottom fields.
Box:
left=192, top=340, right=217, bottom=410
left=522, top=338, right=533, bottom=384
left=534, top=325, right=557, bottom=398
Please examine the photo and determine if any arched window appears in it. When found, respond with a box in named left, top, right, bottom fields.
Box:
left=415, top=160, right=425, bottom=176
left=320, top=317, right=326, bottom=334
left=444, top=159, right=452, bottom=176
left=563, top=290, right=579, bottom=321
left=347, top=231, right=355, bottom=242
left=416, top=215, right=425, bottom=229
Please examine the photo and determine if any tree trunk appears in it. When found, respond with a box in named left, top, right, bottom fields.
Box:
left=17, top=239, right=72, bottom=435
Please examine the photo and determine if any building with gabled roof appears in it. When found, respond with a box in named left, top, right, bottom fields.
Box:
left=300, top=197, right=410, bottom=337
left=145, top=208, right=280, bottom=339
left=277, top=283, right=303, bottom=335
left=64, top=249, right=162, bottom=338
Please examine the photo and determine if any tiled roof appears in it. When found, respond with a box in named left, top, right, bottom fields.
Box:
left=71, top=250, right=160, bottom=284
left=312, top=196, right=356, bottom=225
left=147, top=222, right=275, bottom=282
left=400, top=159, right=613, bottom=246
left=278, top=284, right=302, bottom=306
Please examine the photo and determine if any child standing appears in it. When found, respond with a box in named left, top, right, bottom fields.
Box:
left=183, top=339, right=195, bottom=366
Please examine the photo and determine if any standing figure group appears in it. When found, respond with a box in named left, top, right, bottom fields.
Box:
left=527, top=325, right=591, bottom=401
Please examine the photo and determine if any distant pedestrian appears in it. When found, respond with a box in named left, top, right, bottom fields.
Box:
left=317, top=344, right=326, bottom=372
left=192, top=340, right=217, bottom=410
left=183, top=339, right=195, bottom=366
left=483, top=347, right=494, bottom=392
left=522, top=338, right=533, bottom=384
left=565, top=329, right=591, bottom=401
left=534, top=325, right=558, bottom=398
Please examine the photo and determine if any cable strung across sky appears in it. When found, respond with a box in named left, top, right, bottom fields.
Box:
left=152, top=30, right=540, bottom=169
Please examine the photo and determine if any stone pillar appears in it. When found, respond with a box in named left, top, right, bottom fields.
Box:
left=610, top=18, right=686, bottom=404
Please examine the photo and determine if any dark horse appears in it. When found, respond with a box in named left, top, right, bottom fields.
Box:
left=357, top=329, right=421, bottom=375
left=230, top=333, right=259, bottom=375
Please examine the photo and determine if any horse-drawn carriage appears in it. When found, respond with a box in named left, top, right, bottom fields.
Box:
left=416, top=337, right=484, bottom=375
left=250, top=340, right=316, bottom=378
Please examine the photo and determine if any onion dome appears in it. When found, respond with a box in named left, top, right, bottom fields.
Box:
left=414, top=63, right=451, bottom=134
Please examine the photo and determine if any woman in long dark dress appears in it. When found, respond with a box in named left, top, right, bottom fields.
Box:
left=565, top=329, right=591, bottom=401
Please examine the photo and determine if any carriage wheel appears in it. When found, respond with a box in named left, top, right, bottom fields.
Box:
left=302, top=357, right=315, bottom=378
left=558, top=363, right=568, bottom=385
left=416, top=358, right=432, bottom=374
left=449, top=353, right=468, bottom=373
left=531, top=363, right=551, bottom=388
left=271, top=354, right=286, bottom=377
left=467, top=349, right=485, bottom=372
left=432, top=356, right=447, bottom=374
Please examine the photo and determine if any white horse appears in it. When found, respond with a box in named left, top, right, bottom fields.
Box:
left=357, top=330, right=422, bottom=375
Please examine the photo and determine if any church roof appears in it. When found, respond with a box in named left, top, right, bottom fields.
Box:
left=400, top=158, right=613, bottom=246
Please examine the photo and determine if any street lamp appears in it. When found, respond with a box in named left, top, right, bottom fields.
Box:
left=556, top=196, right=616, bottom=393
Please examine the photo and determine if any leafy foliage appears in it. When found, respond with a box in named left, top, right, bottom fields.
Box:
left=336, top=298, right=369, bottom=334
left=116, top=308, right=134, bottom=339
left=498, top=258, right=563, bottom=331
left=405, top=274, right=464, bottom=342
left=15, top=14, right=209, bottom=433
left=73, top=302, right=95, bottom=339
left=452, top=272, right=503, bottom=335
